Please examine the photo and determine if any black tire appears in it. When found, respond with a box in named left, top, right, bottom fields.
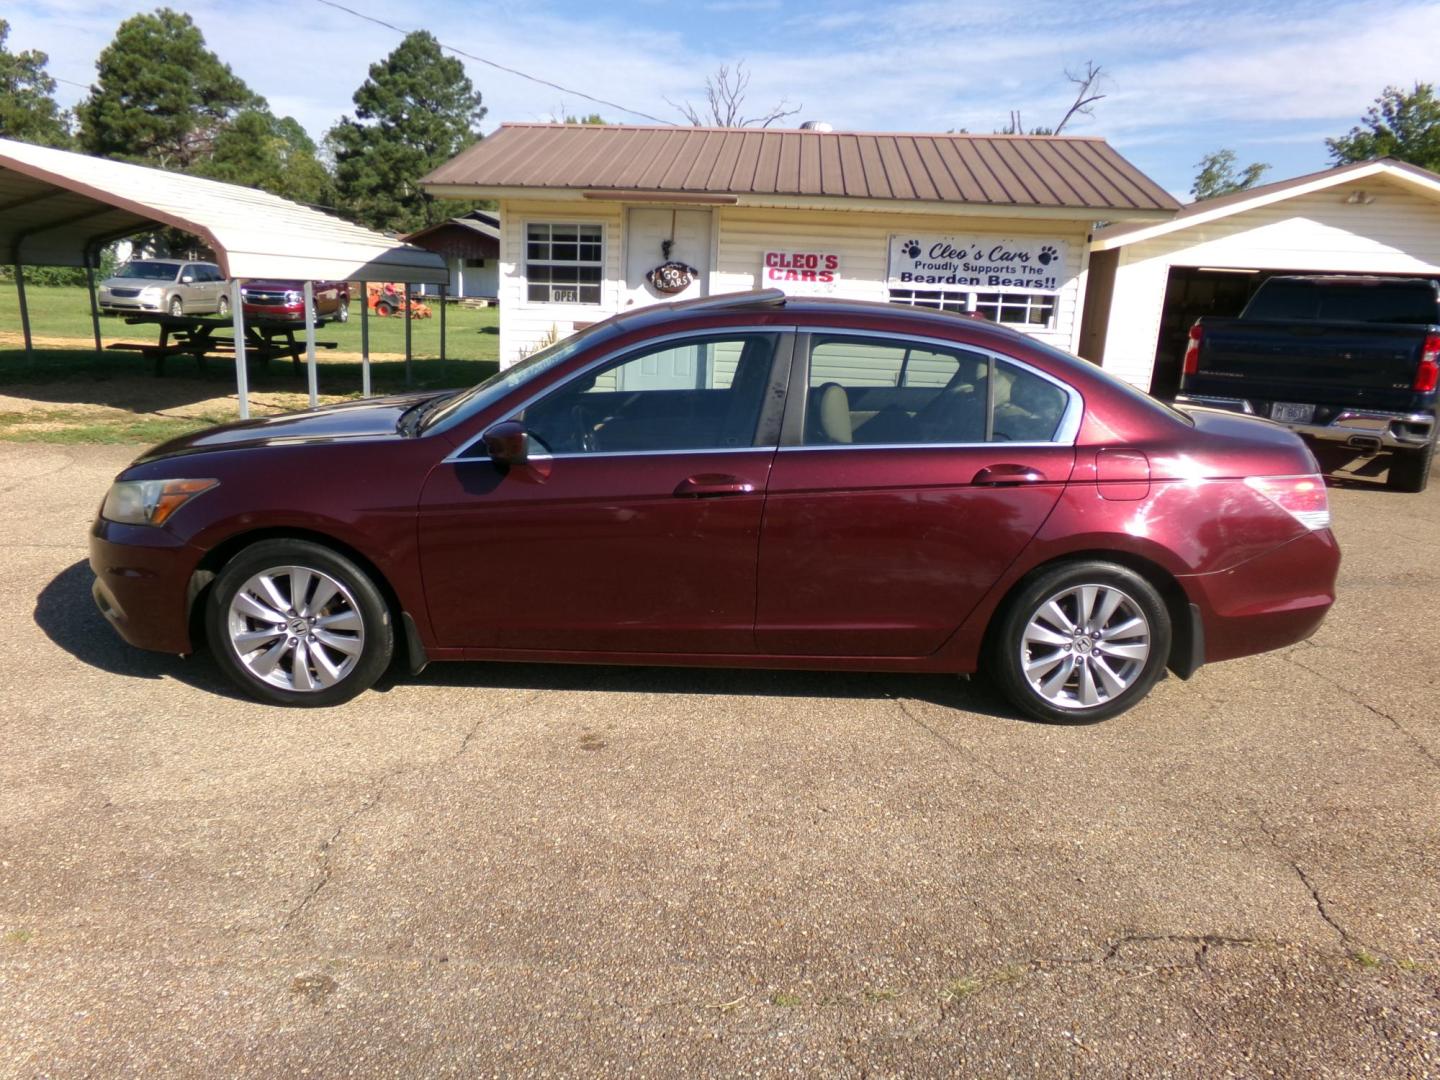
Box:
left=205, top=539, right=393, bottom=707
left=1386, top=439, right=1435, bottom=493
left=168, top=296, right=185, bottom=317
left=216, top=294, right=230, bottom=317
left=989, top=560, right=1172, bottom=724
left=336, top=298, right=350, bottom=323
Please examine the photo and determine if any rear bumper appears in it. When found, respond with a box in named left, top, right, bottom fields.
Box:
left=89, top=518, right=204, bottom=654
left=1180, top=528, right=1341, bottom=664
left=1175, top=395, right=1434, bottom=451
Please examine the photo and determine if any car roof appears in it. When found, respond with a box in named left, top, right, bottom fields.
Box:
left=609, top=289, right=1039, bottom=352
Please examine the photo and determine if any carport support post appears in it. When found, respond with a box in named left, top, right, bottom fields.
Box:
left=303, top=280, right=318, bottom=409
left=404, top=282, right=413, bottom=387
left=12, top=248, right=33, bottom=363
left=230, top=279, right=250, bottom=420
left=84, top=251, right=103, bottom=357
left=439, top=283, right=447, bottom=362
left=359, top=281, right=371, bottom=398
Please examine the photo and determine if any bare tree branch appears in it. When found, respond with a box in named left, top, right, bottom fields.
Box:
left=668, top=61, right=802, bottom=128
left=1052, top=61, right=1106, bottom=135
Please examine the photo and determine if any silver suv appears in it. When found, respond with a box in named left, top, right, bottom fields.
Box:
left=98, top=260, right=230, bottom=318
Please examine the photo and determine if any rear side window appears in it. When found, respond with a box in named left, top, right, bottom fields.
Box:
left=802, top=335, right=1072, bottom=446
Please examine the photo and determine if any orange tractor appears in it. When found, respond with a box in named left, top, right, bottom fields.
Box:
left=365, top=282, right=433, bottom=318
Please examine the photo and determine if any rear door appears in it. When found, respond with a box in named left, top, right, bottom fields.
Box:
left=755, top=331, right=1077, bottom=657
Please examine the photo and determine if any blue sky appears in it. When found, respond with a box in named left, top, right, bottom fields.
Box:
left=9, top=0, right=1437, bottom=198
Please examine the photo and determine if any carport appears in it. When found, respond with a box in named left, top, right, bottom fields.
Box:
left=0, top=137, right=449, bottom=417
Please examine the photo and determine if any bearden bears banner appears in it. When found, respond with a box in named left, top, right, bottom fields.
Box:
left=888, top=236, right=1069, bottom=294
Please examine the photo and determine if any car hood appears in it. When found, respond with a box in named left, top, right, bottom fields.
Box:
left=100, top=276, right=173, bottom=289
left=133, top=391, right=451, bottom=463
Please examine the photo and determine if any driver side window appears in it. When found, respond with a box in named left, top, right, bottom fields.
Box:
left=519, top=333, right=779, bottom=454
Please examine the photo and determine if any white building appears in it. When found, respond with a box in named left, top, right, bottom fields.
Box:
left=422, top=124, right=1178, bottom=367
left=1081, top=158, right=1440, bottom=396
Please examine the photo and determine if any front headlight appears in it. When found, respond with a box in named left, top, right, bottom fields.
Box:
left=102, top=478, right=218, bottom=526
left=139, top=286, right=163, bottom=296
left=284, top=290, right=301, bottom=304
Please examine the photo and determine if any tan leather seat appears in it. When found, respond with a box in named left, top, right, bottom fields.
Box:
left=814, top=382, right=852, bottom=444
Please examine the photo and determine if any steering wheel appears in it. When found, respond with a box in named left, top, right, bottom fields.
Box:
left=569, top=405, right=597, bottom=452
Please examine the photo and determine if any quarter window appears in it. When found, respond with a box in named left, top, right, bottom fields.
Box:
left=526, top=223, right=603, bottom=305
left=520, top=334, right=779, bottom=454
left=803, top=335, right=1070, bottom=446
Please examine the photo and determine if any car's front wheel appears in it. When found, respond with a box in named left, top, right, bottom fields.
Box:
left=168, top=296, right=185, bottom=317
left=206, top=539, right=393, bottom=707
left=216, top=294, right=230, bottom=317
left=990, top=561, right=1171, bottom=724
left=336, top=298, right=350, bottom=323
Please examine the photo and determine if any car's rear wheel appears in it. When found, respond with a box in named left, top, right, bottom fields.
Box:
left=990, top=561, right=1171, bottom=724
left=168, top=296, right=184, bottom=317
left=206, top=539, right=393, bottom=707
left=1386, top=438, right=1434, bottom=493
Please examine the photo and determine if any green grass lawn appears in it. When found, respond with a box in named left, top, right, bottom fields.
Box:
left=0, top=283, right=499, bottom=362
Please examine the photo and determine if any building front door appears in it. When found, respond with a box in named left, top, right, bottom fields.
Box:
left=625, top=208, right=712, bottom=308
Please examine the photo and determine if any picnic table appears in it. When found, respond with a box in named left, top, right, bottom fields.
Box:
left=106, top=314, right=340, bottom=376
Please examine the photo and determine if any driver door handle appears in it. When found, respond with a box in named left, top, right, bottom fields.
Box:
left=674, top=474, right=756, bottom=498
left=972, top=463, right=1045, bottom=486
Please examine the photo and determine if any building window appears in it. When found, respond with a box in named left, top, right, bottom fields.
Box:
left=526, top=223, right=602, bottom=304
left=889, top=287, right=1057, bottom=328
left=464, top=257, right=486, bottom=269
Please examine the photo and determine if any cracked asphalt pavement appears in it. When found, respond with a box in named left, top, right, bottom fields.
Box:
left=1, top=442, right=1437, bottom=1077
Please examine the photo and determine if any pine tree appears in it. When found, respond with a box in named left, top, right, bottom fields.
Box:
left=0, top=19, right=71, bottom=147
left=77, top=8, right=261, bottom=169
left=328, top=31, right=486, bottom=233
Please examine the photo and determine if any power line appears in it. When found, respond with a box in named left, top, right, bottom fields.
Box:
left=311, top=0, right=674, bottom=125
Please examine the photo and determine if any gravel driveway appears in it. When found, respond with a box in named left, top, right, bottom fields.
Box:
left=1, top=443, right=1436, bottom=1077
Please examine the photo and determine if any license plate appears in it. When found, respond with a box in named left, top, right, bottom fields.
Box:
left=1271, top=402, right=1315, bottom=424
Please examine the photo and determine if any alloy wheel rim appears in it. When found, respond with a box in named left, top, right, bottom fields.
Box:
left=226, top=565, right=365, bottom=692
left=1020, top=584, right=1150, bottom=710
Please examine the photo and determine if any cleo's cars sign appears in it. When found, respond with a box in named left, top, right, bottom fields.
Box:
left=763, top=250, right=840, bottom=294
left=888, top=236, right=1068, bottom=294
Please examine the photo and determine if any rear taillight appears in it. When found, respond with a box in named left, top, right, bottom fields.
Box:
left=1415, top=333, right=1440, bottom=392
left=1182, top=324, right=1203, bottom=376
left=1244, top=474, right=1331, bottom=530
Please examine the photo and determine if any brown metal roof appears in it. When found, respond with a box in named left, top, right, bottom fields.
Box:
left=423, top=124, right=1179, bottom=213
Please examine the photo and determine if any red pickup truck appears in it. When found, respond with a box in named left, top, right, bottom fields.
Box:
left=239, top=281, right=351, bottom=324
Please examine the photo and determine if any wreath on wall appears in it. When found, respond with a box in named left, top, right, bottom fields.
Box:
left=646, top=260, right=699, bottom=294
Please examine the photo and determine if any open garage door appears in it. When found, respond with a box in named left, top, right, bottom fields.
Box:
left=1149, top=267, right=1269, bottom=400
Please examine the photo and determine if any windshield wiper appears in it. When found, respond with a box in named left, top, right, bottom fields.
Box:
left=397, top=392, right=458, bottom=437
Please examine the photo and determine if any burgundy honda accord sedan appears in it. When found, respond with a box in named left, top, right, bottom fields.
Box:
left=90, top=291, right=1340, bottom=721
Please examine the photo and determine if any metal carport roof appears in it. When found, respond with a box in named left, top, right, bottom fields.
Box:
left=0, top=137, right=450, bottom=417
left=0, top=137, right=447, bottom=283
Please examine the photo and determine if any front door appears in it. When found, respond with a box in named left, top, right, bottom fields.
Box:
left=625, top=208, right=712, bottom=308
left=755, top=333, right=1078, bottom=656
left=418, top=331, right=789, bottom=653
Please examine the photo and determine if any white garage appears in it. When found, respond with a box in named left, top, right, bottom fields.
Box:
left=1079, top=158, right=1440, bottom=398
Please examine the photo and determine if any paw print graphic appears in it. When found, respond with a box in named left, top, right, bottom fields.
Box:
left=902, top=240, right=922, bottom=259
left=1036, top=244, right=1058, bottom=265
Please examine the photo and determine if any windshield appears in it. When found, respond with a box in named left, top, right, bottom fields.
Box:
left=117, top=261, right=182, bottom=281
left=421, top=324, right=611, bottom=434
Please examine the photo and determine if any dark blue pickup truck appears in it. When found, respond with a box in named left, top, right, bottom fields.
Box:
left=1177, top=275, right=1440, bottom=492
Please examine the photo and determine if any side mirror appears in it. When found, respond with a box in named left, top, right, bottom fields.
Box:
left=482, top=420, right=530, bottom=465
left=181, top=274, right=195, bottom=284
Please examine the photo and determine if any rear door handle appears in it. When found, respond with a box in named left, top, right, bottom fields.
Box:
left=972, top=463, right=1045, bottom=486
left=674, top=473, right=757, bottom=498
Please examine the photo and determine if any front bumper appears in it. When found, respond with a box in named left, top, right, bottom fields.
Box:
left=1176, top=395, right=1434, bottom=452
left=89, top=517, right=205, bottom=654
left=1181, top=527, right=1341, bottom=665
